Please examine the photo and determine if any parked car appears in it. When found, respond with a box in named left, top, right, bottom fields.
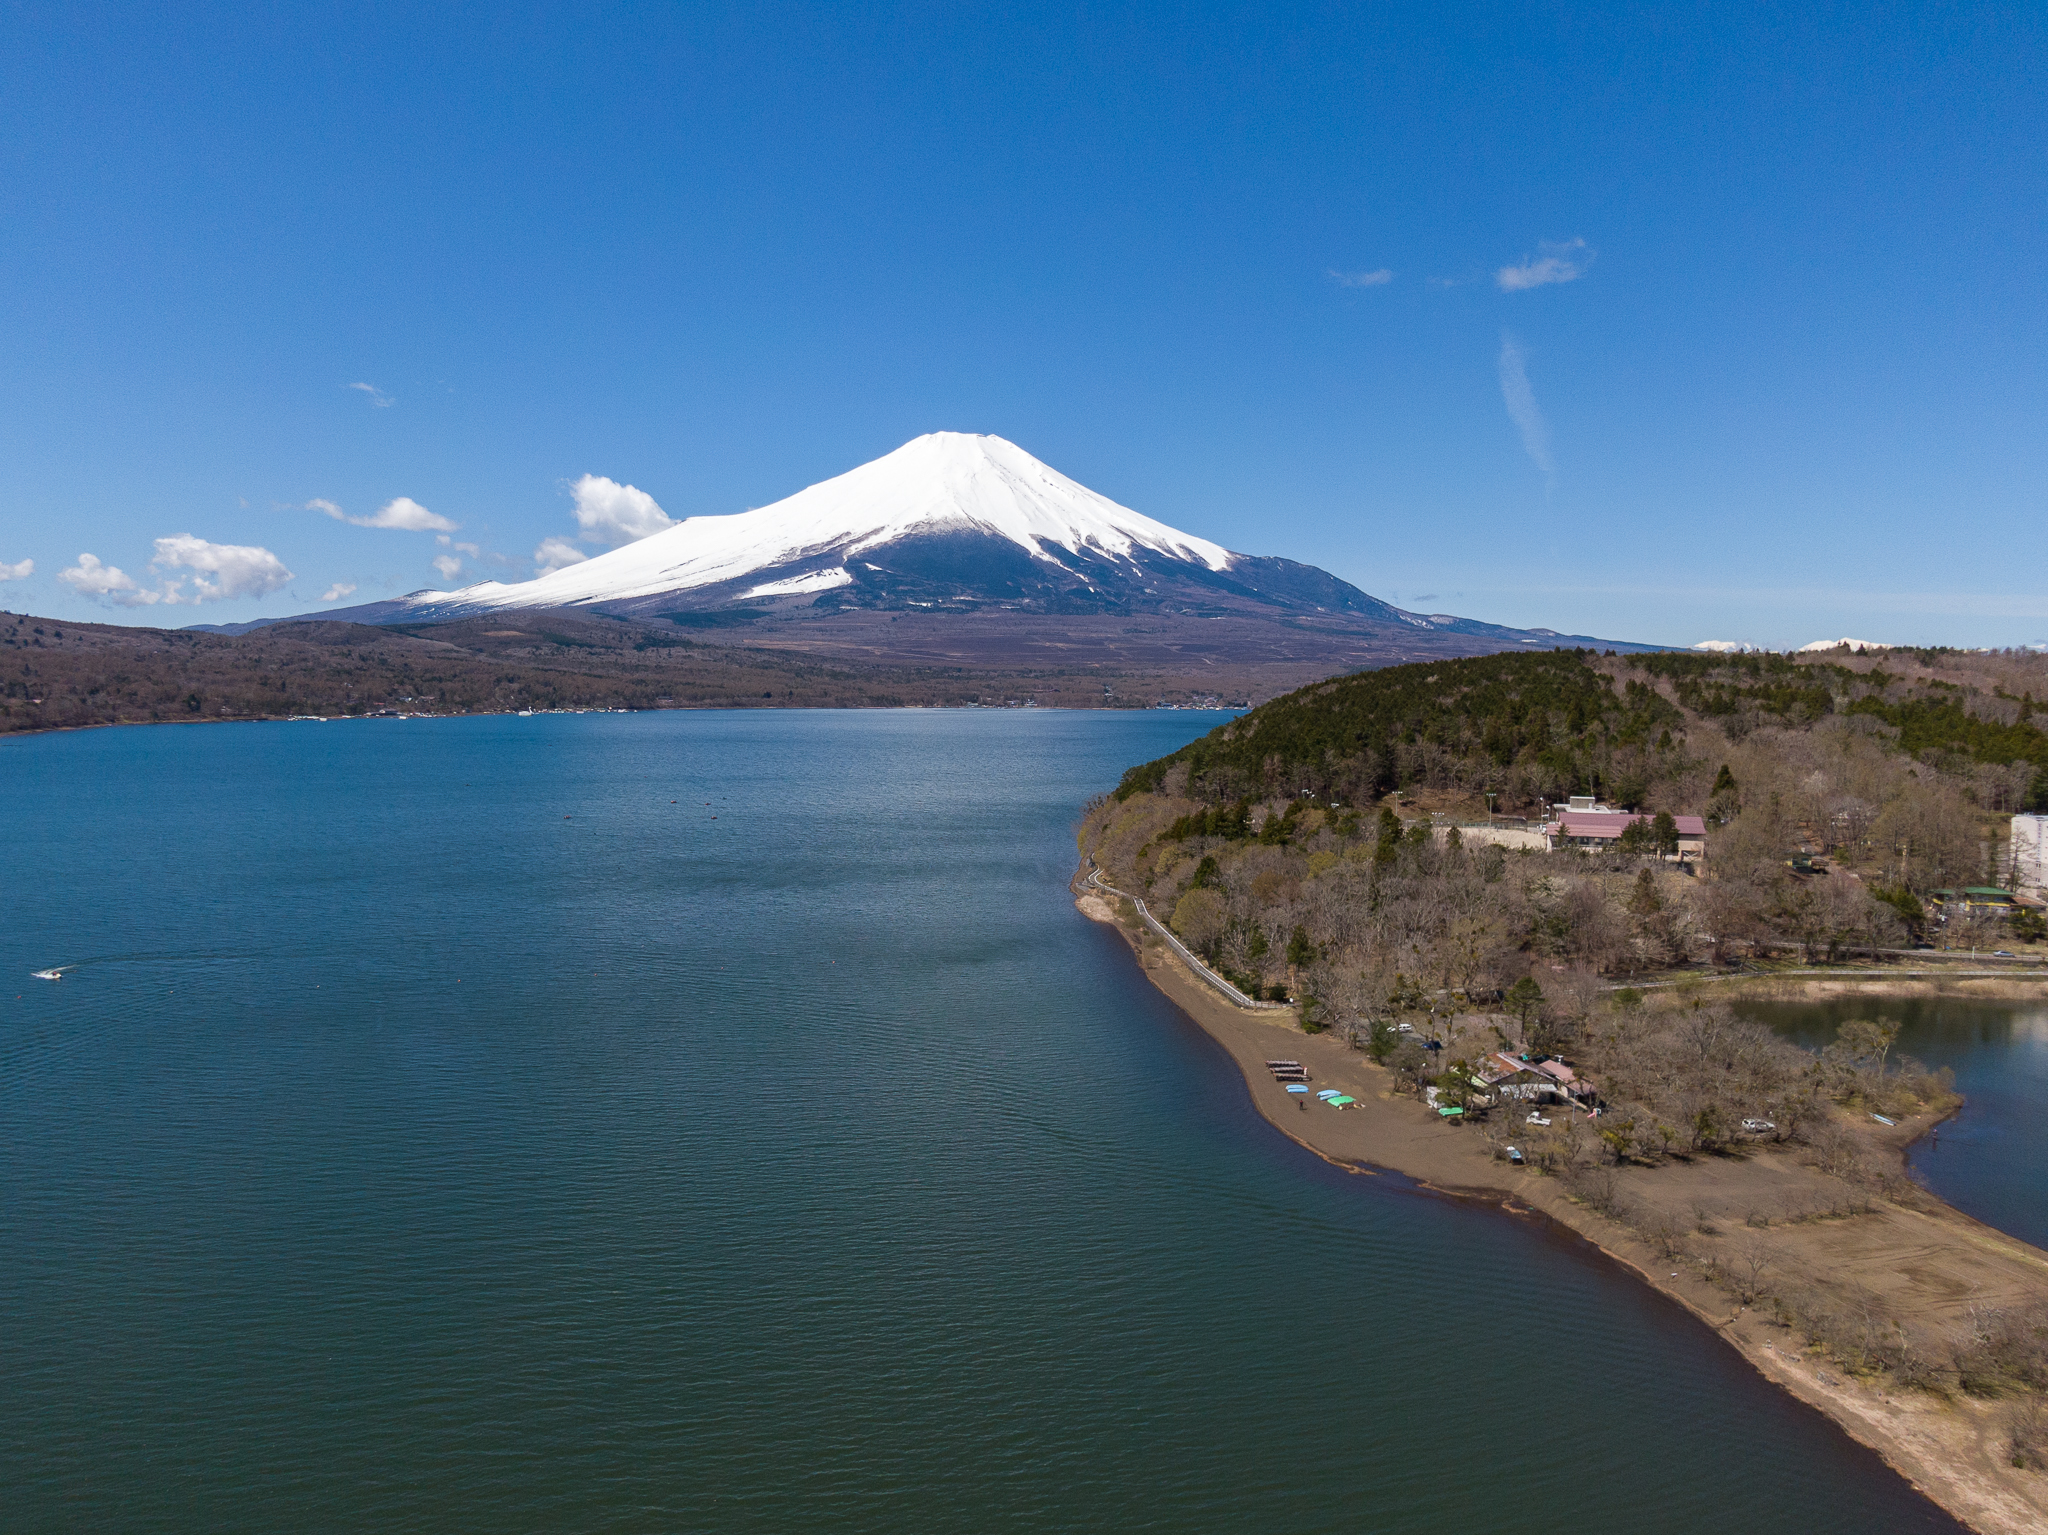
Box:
left=1741, top=1118, right=1776, bottom=1134
left=1526, top=1114, right=1552, bottom=1127
left=1505, top=1146, right=1526, bottom=1165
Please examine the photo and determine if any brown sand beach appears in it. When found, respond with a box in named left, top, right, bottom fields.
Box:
left=1075, top=880, right=2048, bottom=1535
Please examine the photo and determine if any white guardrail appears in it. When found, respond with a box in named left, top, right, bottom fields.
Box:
left=1086, top=863, right=1294, bottom=1012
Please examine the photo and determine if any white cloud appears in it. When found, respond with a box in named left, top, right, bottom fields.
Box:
left=436, top=534, right=482, bottom=556
left=431, top=553, right=464, bottom=581
left=533, top=536, right=589, bottom=577
left=569, top=474, right=672, bottom=547
left=1497, top=238, right=1593, bottom=292
left=61, top=553, right=155, bottom=605
left=150, top=534, right=295, bottom=603
left=1497, top=333, right=1554, bottom=477
left=311, top=496, right=457, bottom=532
left=321, top=582, right=358, bottom=602
left=62, top=539, right=291, bottom=607
left=347, top=382, right=394, bottom=408
left=1328, top=268, right=1393, bottom=287
left=0, top=557, right=31, bottom=581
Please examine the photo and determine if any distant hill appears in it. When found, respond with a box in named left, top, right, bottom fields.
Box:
left=8, top=605, right=1519, bottom=734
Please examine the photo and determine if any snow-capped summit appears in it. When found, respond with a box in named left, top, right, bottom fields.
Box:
left=387, top=433, right=1255, bottom=621
left=291, top=432, right=1654, bottom=656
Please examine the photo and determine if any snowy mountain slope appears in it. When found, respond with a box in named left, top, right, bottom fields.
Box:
left=276, top=432, right=1655, bottom=654
left=384, top=433, right=1239, bottom=620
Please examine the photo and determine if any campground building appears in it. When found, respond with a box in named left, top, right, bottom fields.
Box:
left=1542, top=810, right=1708, bottom=863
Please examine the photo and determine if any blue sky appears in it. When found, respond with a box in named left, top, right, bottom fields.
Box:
left=1, top=1, right=2041, bottom=647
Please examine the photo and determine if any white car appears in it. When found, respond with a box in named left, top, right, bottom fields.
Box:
left=1741, top=1118, right=1776, bottom=1134
left=1526, top=1114, right=1551, bottom=1127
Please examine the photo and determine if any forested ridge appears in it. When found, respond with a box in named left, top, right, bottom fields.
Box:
left=1115, top=648, right=2048, bottom=815
left=1084, top=645, right=2046, bottom=1031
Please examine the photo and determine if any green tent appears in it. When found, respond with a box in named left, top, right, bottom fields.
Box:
left=1326, top=1095, right=1356, bottom=1106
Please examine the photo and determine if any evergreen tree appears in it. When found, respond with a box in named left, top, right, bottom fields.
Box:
left=1505, top=977, right=1544, bottom=1036
left=1374, top=806, right=1402, bottom=866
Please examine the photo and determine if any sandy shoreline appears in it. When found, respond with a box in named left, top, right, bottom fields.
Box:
left=1075, top=879, right=2048, bottom=1535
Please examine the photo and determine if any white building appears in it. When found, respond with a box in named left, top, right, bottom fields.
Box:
left=2012, top=815, right=2048, bottom=896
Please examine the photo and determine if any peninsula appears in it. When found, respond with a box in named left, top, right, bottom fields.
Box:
left=1077, top=646, right=2048, bottom=1535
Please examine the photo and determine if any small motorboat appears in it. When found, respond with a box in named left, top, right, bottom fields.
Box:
left=32, top=966, right=72, bottom=981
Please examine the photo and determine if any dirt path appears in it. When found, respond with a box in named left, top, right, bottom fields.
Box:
left=1076, top=881, right=2048, bottom=1535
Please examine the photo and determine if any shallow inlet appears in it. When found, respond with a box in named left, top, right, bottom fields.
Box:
left=0, top=711, right=1963, bottom=1533
left=1742, top=996, right=2048, bottom=1252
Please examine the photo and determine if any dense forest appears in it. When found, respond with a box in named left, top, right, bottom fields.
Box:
left=1112, top=647, right=2048, bottom=817
left=1083, top=646, right=2046, bottom=1020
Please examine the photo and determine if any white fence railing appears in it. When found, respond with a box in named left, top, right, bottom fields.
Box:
left=1085, top=863, right=1294, bottom=1012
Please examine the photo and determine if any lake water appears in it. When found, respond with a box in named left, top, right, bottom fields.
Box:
left=0, top=712, right=1965, bottom=1533
left=1739, top=996, right=2048, bottom=1252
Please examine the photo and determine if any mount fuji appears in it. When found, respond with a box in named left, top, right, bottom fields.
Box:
left=299, top=433, right=1643, bottom=659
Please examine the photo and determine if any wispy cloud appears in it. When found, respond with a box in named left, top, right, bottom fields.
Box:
left=1497, top=238, right=1593, bottom=292
left=1328, top=267, right=1393, bottom=288
left=321, top=582, right=357, bottom=602
left=435, top=534, right=482, bottom=557
left=431, top=554, right=464, bottom=581
left=533, top=536, right=588, bottom=577
left=1497, top=333, right=1553, bottom=477
left=0, top=556, right=31, bottom=582
left=347, top=382, right=394, bottom=408
left=60, top=537, right=292, bottom=607
left=310, top=496, right=457, bottom=532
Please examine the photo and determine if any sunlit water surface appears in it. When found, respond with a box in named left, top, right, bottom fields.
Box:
left=0, top=712, right=1963, bottom=1533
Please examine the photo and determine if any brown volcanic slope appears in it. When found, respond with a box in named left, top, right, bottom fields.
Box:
left=672, top=604, right=1623, bottom=686
left=0, top=603, right=1654, bottom=738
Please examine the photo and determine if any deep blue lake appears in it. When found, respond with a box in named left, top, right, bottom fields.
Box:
left=0, top=711, right=1965, bottom=1533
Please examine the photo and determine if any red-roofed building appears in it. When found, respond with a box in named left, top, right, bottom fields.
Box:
left=1474, top=1051, right=1593, bottom=1103
left=1543, top=810, right=1708, bottom=862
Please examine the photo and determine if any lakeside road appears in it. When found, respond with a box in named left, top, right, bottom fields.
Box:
left=1075, top=878, right=2048, bottom=1535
